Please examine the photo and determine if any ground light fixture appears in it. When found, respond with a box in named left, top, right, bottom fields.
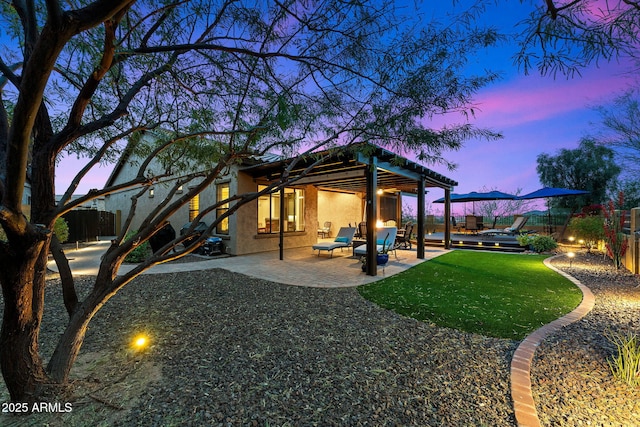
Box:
left=131, top=333, right=150, bottom=352
left=568, top=236, right=575, bottom=244
left=567, top=252, right=575, bottom=267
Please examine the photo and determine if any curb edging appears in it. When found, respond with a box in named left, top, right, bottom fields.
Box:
left=510, top=255, right=595, bottom=427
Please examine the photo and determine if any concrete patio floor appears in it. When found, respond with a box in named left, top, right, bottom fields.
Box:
left=49, top=239, right=449, bottom=288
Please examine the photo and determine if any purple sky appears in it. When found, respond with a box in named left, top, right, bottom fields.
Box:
left=53, top=2, right=635, bottom=215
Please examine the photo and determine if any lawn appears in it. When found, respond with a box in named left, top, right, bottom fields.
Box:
left=358, top=251, right=583, bottom=340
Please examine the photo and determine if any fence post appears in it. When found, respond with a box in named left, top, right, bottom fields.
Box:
left=629, top=208, right=640, bottom=274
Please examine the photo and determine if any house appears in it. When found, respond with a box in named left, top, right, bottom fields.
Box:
left=103, top=143, right=457, bottom=260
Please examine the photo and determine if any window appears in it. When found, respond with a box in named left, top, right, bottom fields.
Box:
left=189, top=193, right=199, bottom=222
left=257, top=185, right=305, bottom=233
left=216, top=183, right=229, bottom=234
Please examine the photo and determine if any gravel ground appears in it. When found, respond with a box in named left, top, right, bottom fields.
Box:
left=532, top=252, right=640, bottom=426
left=1, top=250, right=638, bottom=426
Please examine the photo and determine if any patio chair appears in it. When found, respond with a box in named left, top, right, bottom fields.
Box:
left=312, top=227, right=356, bottom=258
left=317, top=221, right=331, bottom=238
left=451, top=216, right=462, bottom=233
left=395, top=222, right=413, bottom=249
left=478, top=216, right=529, bottom=236
left=357, top=221, right=367, bottom=239
left=464, top=215, right=479, bottom=234
left=354, top=226, right=398, bottom=259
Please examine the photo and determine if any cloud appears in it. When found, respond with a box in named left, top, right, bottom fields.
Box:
left=470, top=62, right=633, bottom=128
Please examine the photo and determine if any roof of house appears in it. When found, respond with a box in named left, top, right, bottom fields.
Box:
left=242, top=143, right=457, bottom=194
left=104, top=139, right=456, bottom=194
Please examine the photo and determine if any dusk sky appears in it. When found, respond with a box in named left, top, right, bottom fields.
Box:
left=53, top=2, right=636, bottom=214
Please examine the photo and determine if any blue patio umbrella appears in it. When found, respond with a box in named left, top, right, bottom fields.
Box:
left=517, top=187, right=589, bottom=200
left=517, top=187, right=589, bottom=233
left=433, top=190, right=517, bottom=215
left=433, top=190, right=517, bottom=203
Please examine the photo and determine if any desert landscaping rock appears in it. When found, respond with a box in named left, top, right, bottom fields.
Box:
left=1, top=250, right=639, bottom=426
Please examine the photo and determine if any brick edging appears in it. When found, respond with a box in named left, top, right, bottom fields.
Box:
left=510, top=254, right=595, bottom=427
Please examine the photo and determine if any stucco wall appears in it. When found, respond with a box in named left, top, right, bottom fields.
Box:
left=233, top=177, right=318, bottom=255
left=317, top=190, right=363, bottom=237
left=105, top=158, right=328, bottom=256
left=104, top=178, right=204, bottom=236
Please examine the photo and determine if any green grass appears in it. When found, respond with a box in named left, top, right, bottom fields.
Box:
left=358, top=251, right=583, bottom=340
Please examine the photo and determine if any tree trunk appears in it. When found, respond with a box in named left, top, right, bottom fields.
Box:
left=47, top=266, right=119, bottom=383
left=46, top=303, right=98, bottom=383
left=50, top=235, right=79, bottom=316
left=0, top=248, right=50, bottom=403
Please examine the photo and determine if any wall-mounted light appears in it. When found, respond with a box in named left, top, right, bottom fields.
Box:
left=377, top=189, right=383, bottom=195
left=149, top=187, right=154, bottom=198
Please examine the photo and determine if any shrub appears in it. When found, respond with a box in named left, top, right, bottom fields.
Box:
left=516, top=233, right=533, bottom=247
left=568, top=215, right=604, bottom=252
left=607, top=331, right=640, bottom=387
left=517, top=234, right=558, bottom=253
left=531, top=235, right=558, bottom=253
left=123, top=231, right=150, bottom=263
left=53, top=217, right=70, bottom=243
left=603, top=192, right=628, bottom=269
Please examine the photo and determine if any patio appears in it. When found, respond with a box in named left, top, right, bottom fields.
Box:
left=53, top=239, right=449, bottom=287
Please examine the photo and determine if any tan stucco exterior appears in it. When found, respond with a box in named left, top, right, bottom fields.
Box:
left=103, top=160, right=349, bottom=256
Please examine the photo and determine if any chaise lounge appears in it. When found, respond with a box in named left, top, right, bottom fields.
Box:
left=312, top=227, right=356, bottom=258
left=353, top=226, right=398, bottom=259
left=478, top=216, right=529, bottom=236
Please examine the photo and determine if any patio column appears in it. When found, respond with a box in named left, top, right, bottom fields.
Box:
left=365, top=155, right=377, bottom=276
left=417, top=179, right=425, bottom=259
left=444, top=188, right=451, bottom=249
left=279, top=187, right=285, bottom=260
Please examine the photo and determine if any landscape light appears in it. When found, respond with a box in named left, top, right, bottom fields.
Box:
left=132, top=334, right=150, bottom=351
left=567, top=252, right=575, bottom=267
left=568, top=236, right=575, bottom=244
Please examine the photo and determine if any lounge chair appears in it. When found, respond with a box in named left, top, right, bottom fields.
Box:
left=312, top=227, right=356, bottom=258
left=354, top=226, right=398, bottom=259
left=478, top=216, right=529, bottom=236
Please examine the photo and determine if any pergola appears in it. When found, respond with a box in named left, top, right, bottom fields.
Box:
left=243, top=143, right=457, bottom=276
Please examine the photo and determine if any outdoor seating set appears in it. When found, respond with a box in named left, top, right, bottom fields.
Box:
left=311, top=222, right=414, bottom=260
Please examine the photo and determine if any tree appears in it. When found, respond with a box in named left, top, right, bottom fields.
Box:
left=515, top=0, right=640, bottom=76
left=592, top=89, right=640, bottom=178
left=613, top=179, right=640, bottom=210
left=473, top=186, right=533, bottom=224
left=0, top=1, right=501, bottom=403
left=536, top=138, right=621, bottom=212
